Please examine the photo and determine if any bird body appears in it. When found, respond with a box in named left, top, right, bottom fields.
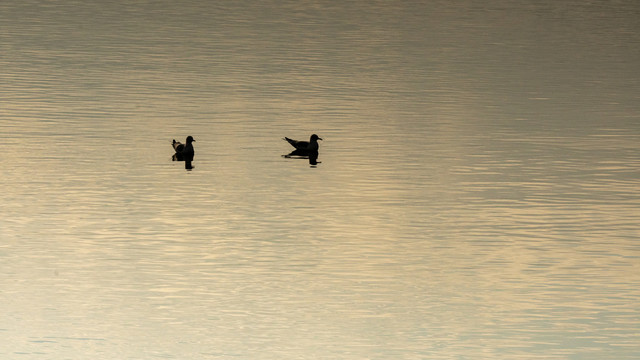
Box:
left=283, top=134, right=322, bottom=153
left=283, top=134, right=322, bottom=165
left=172, top=136, right=195, bottom=169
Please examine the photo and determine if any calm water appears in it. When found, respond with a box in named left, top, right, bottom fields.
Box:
left=1, top=1, right=639, bottom=359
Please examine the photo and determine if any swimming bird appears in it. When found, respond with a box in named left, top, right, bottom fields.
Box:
left=172, top=136, right=195, bottom=169
left=283, top=134, right=322, bottom=154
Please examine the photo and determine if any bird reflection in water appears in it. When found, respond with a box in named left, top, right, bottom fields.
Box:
left=172, top=135, right=195, bottom=170
left=282, top=134, right=322, bottom=166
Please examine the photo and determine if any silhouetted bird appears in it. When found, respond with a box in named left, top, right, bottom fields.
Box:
left=283, top=134, right=322, bottom=155
left=283, top=134, right=322, bottom=165
left=172, top=136, right=195, bottom=169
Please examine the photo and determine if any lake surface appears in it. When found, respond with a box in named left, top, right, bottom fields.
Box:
left=1, top=1, right=639, bottom=359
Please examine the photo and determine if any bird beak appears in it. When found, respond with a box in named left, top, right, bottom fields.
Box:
left=318, top=137, right=323, bottom=141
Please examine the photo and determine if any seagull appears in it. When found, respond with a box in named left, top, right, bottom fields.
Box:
left=172, top=136, right=195, bottom=169
left=283, top=134, right=322, bottom=154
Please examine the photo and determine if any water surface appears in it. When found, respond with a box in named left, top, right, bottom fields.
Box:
left=1, top=1, right=639, bottom=359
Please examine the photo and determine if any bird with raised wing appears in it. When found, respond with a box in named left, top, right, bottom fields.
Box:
left=172, top=135, right=195, bottom=169
left=283, top=134, right=322, bottom=154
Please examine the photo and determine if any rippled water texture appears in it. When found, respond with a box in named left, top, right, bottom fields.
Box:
left=1, top=1, right=639, bottom=359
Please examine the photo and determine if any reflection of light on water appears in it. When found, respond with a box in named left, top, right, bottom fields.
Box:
left=2, top=0, right=640, bottom=358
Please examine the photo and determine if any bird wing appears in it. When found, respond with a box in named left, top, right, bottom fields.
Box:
left=284, top=137, right=309, bottom=150
left=172, top=140, right=185, bottom=153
